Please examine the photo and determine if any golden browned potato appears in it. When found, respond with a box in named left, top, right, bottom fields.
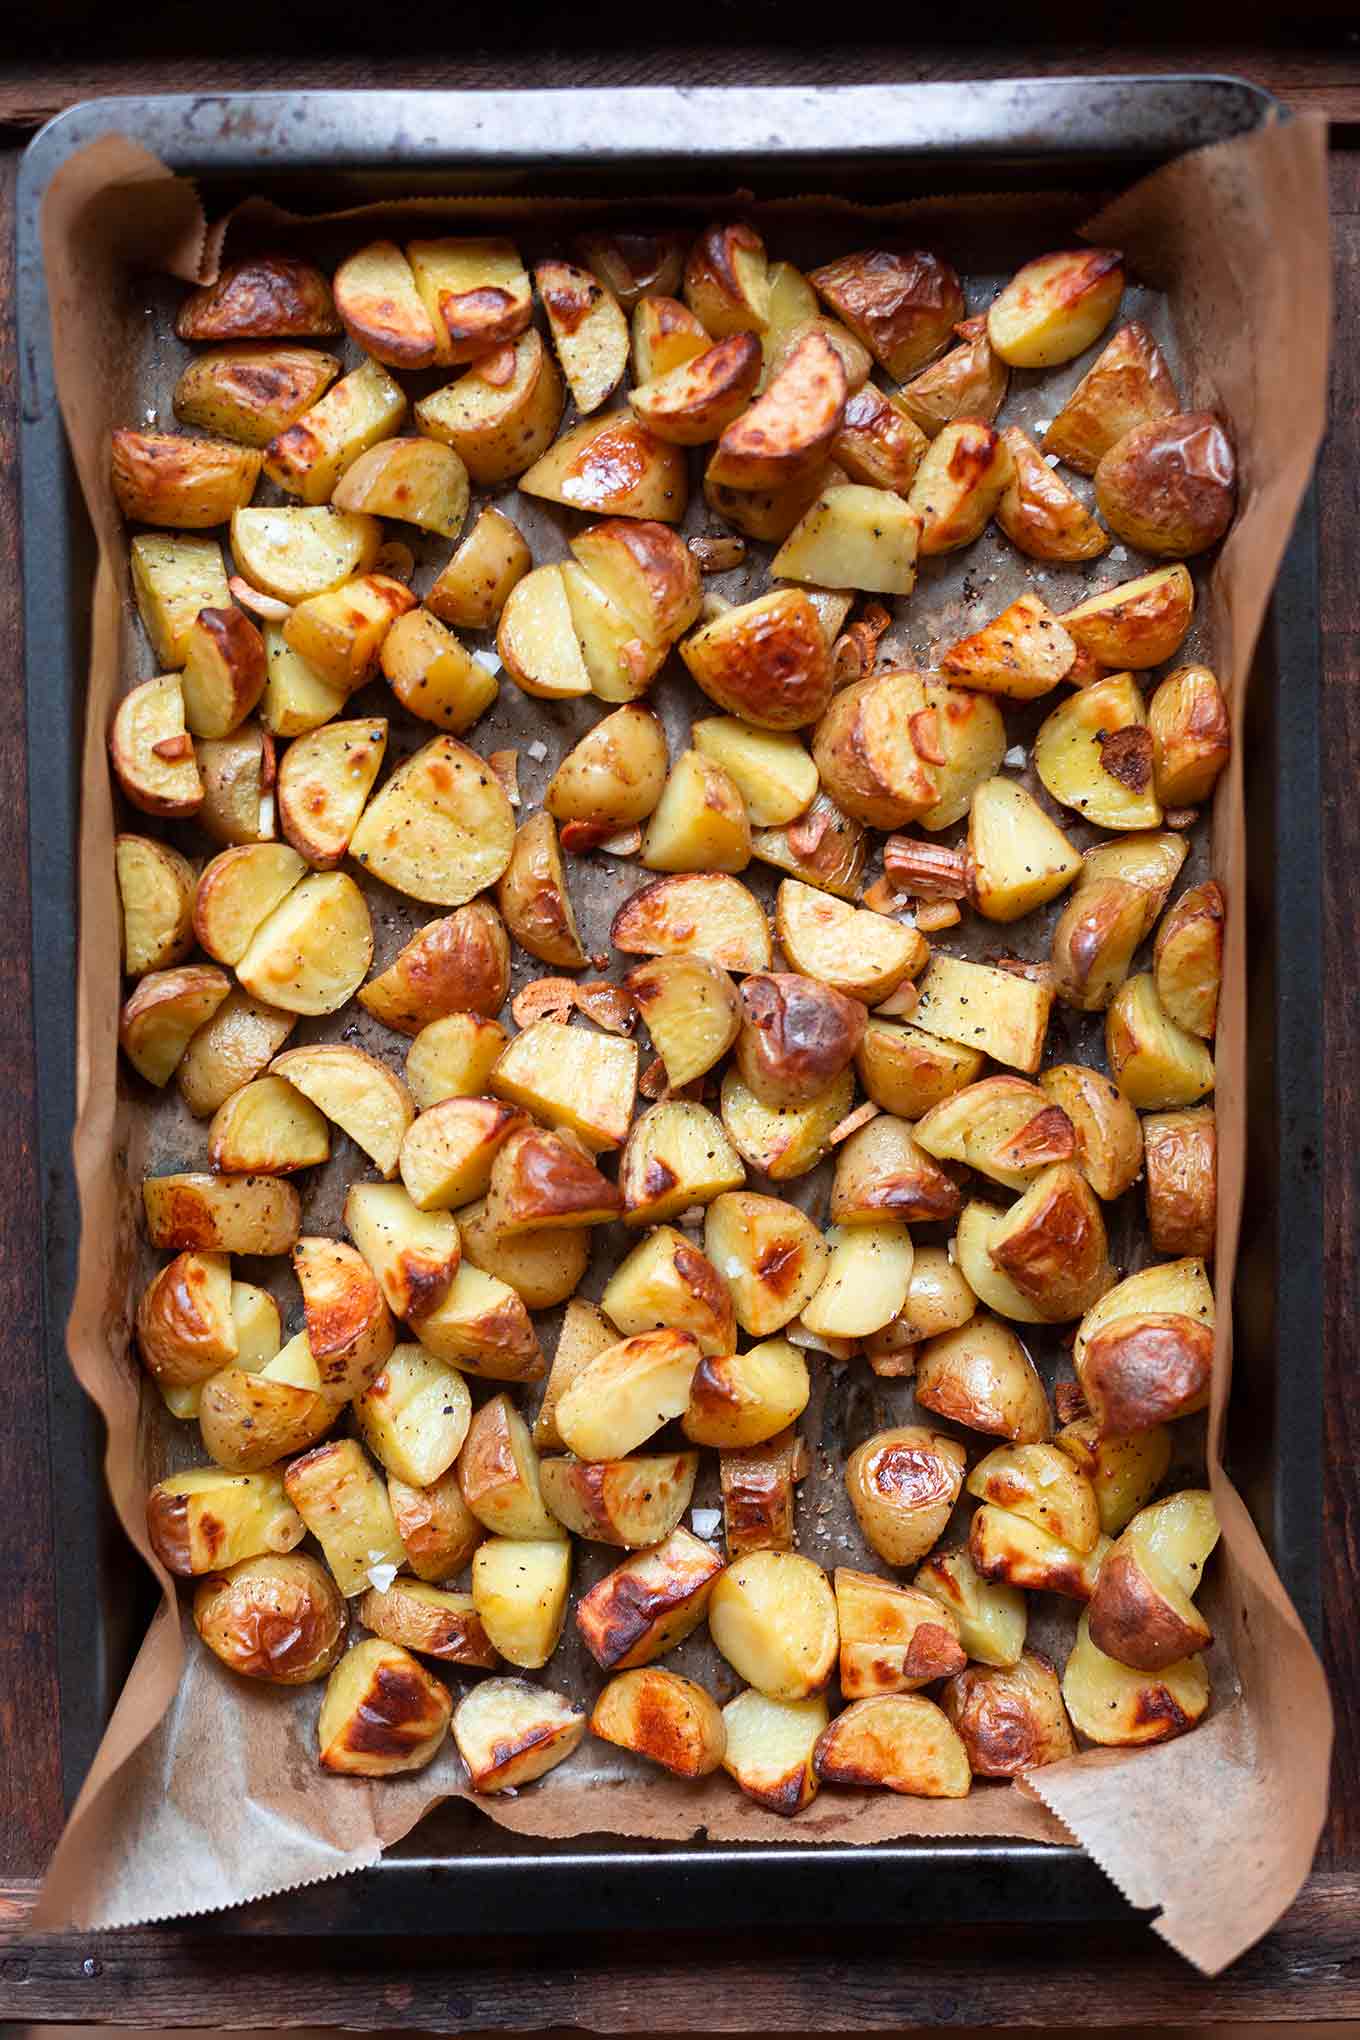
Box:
left=720, top=1065, right=853, bottom=1182
left=856, top=1018, right=984, bottom=1120
left=569, top=519, right=701, bottom=652
left=546, top=706, right=669, bottom=833
left=968, top=777, right=1084, bottom=924
left=276, top=716, right=387, bottom=868
left=897, top=314, right=1009, bottom=436
left=776, top=881, right=925, bottom=1006
left=195, top=720, right=275, bottom=844
left=612, top=873, right=772, bottom=975
left=761, top=262, right=871, bottom=391
left=721, top=1426, right=803, bottom=1557
left=142, top=1170, right=300, bottom=1255
left=916, top=1317, right=1051, bottom=1443
left=361, top=906, right=510, bottom=1042
left=179, top=607, right=267, bottom=741
left=193, top=843, right=304, bottom=966
left=771, top=482, right=922, bottom=597
left=415, top=329, right=564, bottom=486
left=344, top=1182, right=460, bottom=1321
left=235, top=507, right=383, bottom=611
left=519, top=408, right=688, bottom=522
left=813, top=1694, right=970, bottom=1798
left=812, top=670, right=937, bottom=828
left=357, top=1579, right=497, bottom=1668
left=110, top=675, right=202, bottom=819
left=534, top=256, right=629, bottom=414
left=282, top=573, right=415, bottom=694
left=531, top=1300, right=615, bottom=1453
left=556, top=1328, right=702, bottom=1461
left=1048, top=877, right=1150, bottom=1013
left=941, top=1649, right=1076, bottom=1775
left=491, top=1017, right=639, bottom=1153
left=913, top=1546, right=1027, bottom=1668
left=1062, top=1610, right=1209, bottom=1746
left=486, top=1123, right=622, bottom=1235
left=591, top=1667, right=727, bottom=1778
left=406, top=237, right=532, bottom=364
left=1043, top=321, right=1180, bottom=474
left=576, top=1525, right=724, bottom=1670
left=809, top=247, right=964, bottom=380
left=917, top=682, right=1008, bottom=833
left=198, top=1334, right=334, bottom=1473
left=236, top=871, right=373, bottom=1015
left=1054, top=1416, right=1172, bottom=1537
left=1095, top=411, right=1236, bottom=557
left=131, top=532, right=231, bottom=668
left=828, top=1115, right=959, bottom=1226
left=994, top=426, right=1110, bottom=561
left=540, top=1452, right=698, bottom=1549
left=1040, top=1063, right=1144, bottom=1201
left=330, top=437, right=469, bottom=543
left=1059, top=565, right=1195, bottom=670
left=913, top=954, right=1053, bottom=1076
left=683, top=1338, right=810, bottom=1451
left=641, top=749, right=751, bottom=875
left=987, top=247, right=1124, bottom=367
left=426, top=508, right=530, bottom=632
left=284, top=1439, right=405, bottom=1596
left=146, top=1466, right=304, bottom=1577
left=116, top=833, right=196, bottom=978
left=453, top=1677, right=585, bottom=1792
left=1106, top=972, right=1215, bottom=1109
left=260, top=623, right=347, bottom=740
left=497, top=562, right=591, bottom=703
left=178, top=989, right=296, bottom=1119
left=119, top=964, right=231, bottom=1087
left=939, top=592, right=1076, bottom=701
left=734, top=971, right=865, bottom=1111
left=111, top=428, right=261, bottom=529
left=1074, top=1256, right=1215, bottom=1435
left=624, top=955, right=741, bottom=1091
left=471, top=1537, right=572, bottom=1668
left=834, top=1568, right=965, bottom=1697
left=721, top=1689, right=827, bottom=1815
left=830, top=383, right=928, bottom=493
left=681, top=587, right=834, bottom=732
left=968, top=1512, right=1107, bottom=1603
left=619, top=1098, right=745, bottom=1227
left=398, top=1096, right=525, bottom=1213
left=984, top=1164, right=1113, bottom=1323
left=579, top=231, right=687, bottom=312
left=458, top=1194, right=588, bottom=1311
left=914, top=1075, right=1074, bottom=1193
left=1086, top=827, right=1189, bottom=906
left=354, top=1343, right=472, bottom=1487
left=684, top=222, right=770, bottom=337
left=1087, top=1487, right=1219, bottom=1671
left=177, top=255, right=340, bottom=342
left=952, top=1200, right=1048, bottom=1325
left=456, top=1392, right=561, bottom=1542
left=405, top=1014, right=509, bottom=1112
left=318, top=1637, right=451, bottom=1776
left=207, top=1074, right=328, bottom=1174
left=194, top=1552, right=347, bottom=1684
left=704, top=460, right=841, bottom=545
left=292, top=1234, right=395, bottom=1402
left=601, top=1226, right=734, bottom=1356
left=707, top=331, right=847, bottom=492
left=907, top=420, right=1014, bottom=556
left=630, top=333, right=762, bottom=444
left=846, top=1426, right=966, bottom=1568
left=561, top=562, right=665, bottom=702
left=267, top=1043, right=414, bottom=1182
left=1148, top=665, right=1231, bottom=809
left=263, top=357, right=406, bottom=504
left=709, top=1549, right=836, bottom=1700
left=751, top=788, right=866, bottom=902
left=332, top=239, right=439, bottom=366
left=631, top=293, right=710, bottom=383
left=1154, top=881, right=1224, bottom=1042
left=704, top=1191, right=828, bottom=1338
left=349, top=734, right=516, bottom=908
left=136, top=1249, right=236, bottom=1391
left=1144, top=1106, right=1217, bottom=1258
left=496, top=811, right=587, bottom=967
left=389, top=1466, right=485, bottom=1583
left=871, top=1248, right=977, bottom=1354
left=1034, top=672, right=1162, bottom=832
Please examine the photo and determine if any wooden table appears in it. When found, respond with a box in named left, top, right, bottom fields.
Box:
left=0, top=40, right=1356, bottom=2026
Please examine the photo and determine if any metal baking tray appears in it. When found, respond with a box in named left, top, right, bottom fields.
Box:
left=15, top=77, right=1322, bottom=1934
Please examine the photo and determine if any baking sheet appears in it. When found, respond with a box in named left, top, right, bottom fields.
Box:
left=28, top=111, right=1333, bottom=1972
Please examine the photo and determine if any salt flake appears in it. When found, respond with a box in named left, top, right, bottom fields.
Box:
left=691, top=1508, right=722, bottom=1538
left=527, top=740, right=549, bottom=762
left=473, top=647, right=500, bottom=674
left=1003, top=745, right=1027, bottom=769
left=1044, top=452, right=1062, bottom=467
left=366, top=1562, right=399, bottom=1593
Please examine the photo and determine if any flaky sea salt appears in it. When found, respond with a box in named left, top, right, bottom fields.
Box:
left=1109, top=545, right=1128, bottom=563
left=1003, top=744, right=1027, bottom=769
left=691, top=1508, right=722, bottom=1538
left=1044, top=452, right=1062, bottom=467
left=527, top=740, right=548, bottom=761
left=1033, top=418, right=1052, bottom=436
left=473, top=647, right=500, bottom=673
left=366, top=1561, right=399, bottom=1593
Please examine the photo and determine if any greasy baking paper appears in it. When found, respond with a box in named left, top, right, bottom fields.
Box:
left=30, top=114, right=1331, bottom=1972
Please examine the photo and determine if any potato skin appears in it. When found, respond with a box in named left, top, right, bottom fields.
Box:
left=1042, top=320, right=1179, bottom=474
left=193, top=1553, right=347, bottom=1684
left=1144, top=1108, right=1217, bottom=1258
left=1086, top=1545, right=1210, bottom=1673
left=359, top=903, right=511, bottom=1035
left=136, top=1250, right=236, bottom=1388
left=735, top=972, right=866, bottom=1110
left=915, top=1317, right=1051, bottom=1444
left=1079, top=1312, right=1214, bottom=1434
left=1095, top=411, right=1236, bottom=558
left=940, top=1648, right=1075, bottom=1776
left=177, top=256, right=341, bottom=340
left=317, top=1638, right=451, bottom=1775
left=809, top=248, right=965, bottom=379
left=681, top=589, right=833, bottom=732
left=846, top=1426, right=966, bottom=1568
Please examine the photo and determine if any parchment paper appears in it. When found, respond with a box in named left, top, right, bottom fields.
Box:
left=29, top=111, right=1332, bottom=1973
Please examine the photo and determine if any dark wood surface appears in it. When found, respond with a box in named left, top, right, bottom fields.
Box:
left=0, top=40, right=1356, bottom=2025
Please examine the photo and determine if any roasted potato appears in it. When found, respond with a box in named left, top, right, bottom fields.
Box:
left=846, top=1426, right=966, bottom=1568
left=357, top=1578, right=496, bottom=1669
left=1062, top=1610, right=1209, bottom=1746
left=683, top=1338, right=810, bottom=1451
left=260, top=624, right=348, bottom=739
left=914, top=1076, right=1074, bottom=1193
left=491, top=1017, right=639, bottom=1153
left=630, top=333, right=761, bottom=445
left=555, top=1326, right=702, bottom=1462
left=1054, top=1416, right=1173, bottom=1537
left=684, top=222, right=770, bottom=338
left=110, top=428, right=261, bottom=529
left=389, top=1466, right=485, bottom=1582
left=624, top=954, right=741, bottom=1090
left=576, top=1525, right=724, bottom=1670
left=681, top=586, right=834, bottom=732
left=1144, top=1106, right=1217, bottom=1258
left=546, top=705, right=669, bottom=832
left=939, top=593, right=1076, bottom=702
left=1034, top=672, right=1161, bottom=833
left=1043, top=321, right=1180, bottom=474
left=1059, top=565, right=1195, bottom=671
left=193, top=843, right=304, bottom=966
left=751, top=789, right=867, bottom=903
left=812, top=670, right=937, bottom=829
left=540, top=1451, right=697, bottom=1549
left=496, top=811, right=587, bottom=966
left=198, top=1334, right=335, bottom=1473
left=612, top=872, right=772, bottom=975
left=119, top=964, right=232, bottom=1087
left=829, top=1115, right=960, bottom=1226
left=497, top=563, right=593, bottom=702
left=734, top=971, right=865, bottom=1111
left=619, top=1099, right=745, bottom=1226
left=458, top=1194, right=589, bottom=1310
left=136, top=1249, right=237, bottom=1390
left=530, top=1300, right=615, bottom=1454
left=291, top=1234, right=395, bottom=1401
left=282, top=573, right=415, bottom=695
left=520, top=408, right=687, bottom=522
left=177, top=989, right=296, bottom=1119
left=415, top=329, right=564, bottom=486
left=317, top=1637, right=451, bottom=1776
left=354, top=1343, right=472, bottom=1487
left=276, top=716, right=387, bottom=868
left=399, top=1096, right=525, bottom=1213
left=632, top=293, right=710, bottom=384
left=1106, top=972, right=1216, bottom=1109
left=761, top=261, right=870, bottom=391
left=906, top=421, right=1014, bottom=556
left=110, top=675, right=202, bottom=819
left=405, top=1013, right=509, bottom=1112
left=569, top=518, right=700, bottom=651
left=1087, top=1486, right=1220, bottom=1672
left=704, top=459, right=843, bottom=545
left=131, top=532, right=231, bottom=668
left=709, top=1549, right=836, bottom=1701
left=808, top=248, right=963, bottom=380
left=591, top=1666, right=726, bottom=1779
left=407, top=236, right=532, bottom=365
left=232, top=504, right=382, bottom=607
left=1074, top=1255, right=1215, bottom=1435
left=529, top=257, right=628, bottom=414
left=995, top=427, right=1109, bottom=562
left=721, top=1426, right=803, bottom=1557
left=969, top=1508, right=1107, bottom=1603
left=471, top=1536, right=572, bottom=1668
left=485, top=1123, right=622, bottom=1235
left=453, top=1677, right=585, bottom=1792
left=178, top=256, right=340, bottom=343
left=361, top=905, right=510, bottom=1042
left=1039, top=1064, right=1143, bottom=1201
left=873, top=1248, right=977, bottom=1354
left=706, top=330, right=846, bottom=494
left=913, top=1546, right=1027, bottom=1668
left=916, top=682, right=1007, bottom=833
left=814, top=1693, right=970, bottom=1798
left=771, top=482, right=921, bottom=597
left=835, top=1567, right=965, bottom=1697
left=116, top=834, right=196, bottom=977
left=207, top=1074, right=329, bottom=1174
left=146, top=1466, right=305, bottom=1577
left=916, top=1316, right=1051, bottom=1443
left=775, top=880, right=925, bottom=1006
left=330, top=438, right=469, bottom=546
left=270, top=1043, right=415, bottom=1179
left=284, top=1438, right=405, bottom=1596
left=143, top=1170, right=300, bottom=1255
left=855, top=1017, right=984, bottom=1120
left=179, top=606, right=267, bottom=741
left=194, top=1552, right=347, bottom=1684
left=941, top=1649, right=1076, bottom=1775
left=580, top=231, right=686, bottom=313
left=1148, top=665, right=1231, bottom=810
left=898, top=313, right=1009, bottom=436
left=703, top=1191, right=827, bottom=1338
left=1153, top=881, right=1224, bottom=1041
left=953, top=1200, right=1049, bottom=1325
left=1048, top=877, right=1152, bottom=1013
left=913, top=954, right=1053, bottom=1076
left=456, top=1392, right=561, bottom=1542
left=236, top=871, right=373, bottom=1015
left=264, top=356, right=406, bottom=504
left=987, top=247, right=1123, bottom=367
left=601, top=1226, right=734, bottom=1356
left=348, top=734, right=516, bottom=908
left=332, top=239, right=439, bottom=367
left=720, top=1064, right=853, bottom=1182
left=194, top=716, right=275, bottom=843
left=831, top=382, right=928, bottom=493
left=426, top=507, right=530, bottom=632
left=1080, top=829, right=1188, bottom=913
left=721, top=1689, right=826, bottom=1815
left=967, top=777, right=1083, bottom=923
left=982, top=1163, right=1113, bottom=1323
left=344, top=1181, right=461, bottom=1320
left=641, top=748, right=751, bottom=875
left=1095, top=411, right=1236, bottom=558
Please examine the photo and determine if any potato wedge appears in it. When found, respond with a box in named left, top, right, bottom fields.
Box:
left=146, top=1466, right=304, bottom=1577
left=235, top=870, right=372, bottom=1015
left=471, top=1536, right=571, bottom=1668
left=707, top=331, right=847, bottom=492
left=969, top=1504, right=1108, bottom=1601
left=721, top=1426, right=803, bottom=1557
left=681, top=587, right=834, bottom=732
left=994, top=425, right=1108, bottom=561
left=835, top=1569, right=966, bottom=1698
left=765, top=310, right=872, bottom=394
left=407, top=236, right=532, bottom=365
left=177, top=256, right=339, bottom=342
left=1034, top=672, right=1161, bottom=832
left=601, top=1226, right=734, bottom=1356
left=198, top=1335, right=334, bottom=1473
left=317, top=1638, right=450, bottom=1776
left=639, top=749, right=751, bottom=875
left=491, top=1017, right=638, bottom=1153
left=913, top=1546, right=1026, bottom=1668
left=1054, top=1416, right=1172, bottom=1537
left=913, top=954, right=1053, bottom=1075
left=120, top=964, right=231, bottom=1086
left=719, top=1065, right=854, bottom=1182
left=180, top=606, right=267, bottom=740
left=259, top=624, right=348, bottom=738
left=830, top=382, right=928, bottom=493
left=1043, top=321, right=1180, bottom=474
left=158, top=1270, right=276, bottom=1418
left=709, top=1549, right=837, bottom=1700
left=456, top=1195, right=588, bottom=1310
left=284, top=1439, right=405, bottom=1596
left=846, top=1426, right=966, bottom=1567
left=276, top=716, right=387, bottom=867
left=1144, top=1106, right=1216, bottom=1258
left=684, top=223, right=770, bottom=338
left=426, top=508, right=530, bottom=632
left=131, top=532, right=232, bottom=668
left=687, top=722, right=813, bottom=833
left=1095, top=410, right=1236, bottom=558
left=495, top=811, right=587, bottom=967
left=1106, top=972, right=1215, bottom=1109
left=591, top=1667, right=726, bottom=1778
left=1081, top=829, right=1189, bottom=910
left=540, top=1452, right=698, bottom=1549
left=192, top=844, right=304, bottom=966
left=409, top=1261, right=543, bottom=1381
left=357, top=1579, right=495, bottom=1668
left=414, top=329, right=563, bottom=486
left=775, top=881, right=923, bottom=1007
left=520, top=409, right=687, bottom=522
left=630, top=333, right=761, bottom=444
left=815, top=1693, right=970, bottom=1797
left=983, top=1163, right=1113, bottom=1323
left=683, top=1338, right=810, bottom=1451
left=802, top=1222, right=914, bottom=1340
left=557, top=561, right=663, bottom=703
left=623, top=956, right=740, bottom=1092
left=916, top=682, right=1007, bottom=833
left=967, top=777, right=1083, bottom=923
left=136, top=1249, right=237, bottom=1391
left=111, top=429, right=261, bottom=529
left=399, top=1096, right=525, bottom=1213
left=569, top=518, right=701, bottom=651
left=388, top=1467, right=484, bottom=1583
left=1048, top=876, right=1153, bottom=1013
left=941, top=1649, right=1075, bottom=1775
left=735, top=972, right=865, bottom=1111
left=826, top=1114, right=956, bottom=1229
left=405, top=1013, right=509, bottom=1111
left=914, top=1076, right=1075, bottom=1194
left=457, top=1392, right=561, bottom=1541
left=531, top=1299, right=616, bottom=1452
left=332, top=239, right=439, bottom=367
left=952, top=1200, right=1047, bottom=1326
left=751, top=789, right=867, bottom=903
left=344, top=1181, right=461, bottom=1321
left=576, top=1525, right=724, bottom=1669
left=631, top=293, right=710, bottom=382
left=813, top=669, right=944, bottom=830
left=1149, top=666, right=1231, bottom=809
left=612, top=873, right=772, bottom=974
left=855, top=1017, right=983, bottom=1119
left=271, top=1043, right=416, bottom=1180
left=1074, top=1256, right=1215, bottom=1435
left=545, top=705, right=669, bottom=831
left=907, top=421, right=1014, bottom=556
left=293, top=1234, right=395, bottom=1401
left=497, top=563, right=592, bottom=702
left=110, top=675, right=202, bottom=819
left=208, top=1074, right=329, bottom=1173
left=282, top=573, right=415, bottom=694
left=987, top=247, right=1123, bottom=367
left=1039, top=1063, right=1143, bottom=1201
left=486, top=1123, right=622, bottom=1234
left=704, top=460, right=841, bottom=545
left=896, top=313, right=1008, bottom=435
left=331, top=437, right=469, bottom=540
left=174, top=345, right=342, bottom=451
left=771, top=483, right=922, bottom=597
left=362, top=907, right=509, bottom=1043
left=620, top=1099, right=745, bottom=1226
left=196, top=721, right=276, bottom=843
left=809, top=248, right=964, bottom=380
left=177, top=989, right=296, bottom=1119
left=1154, top=881, right=1224, bottom=1041
left=193, top=1552, right=347, bottom=1685
left=232, top=504, right=382, bottom=606
left=701, top=1192, right=824, bottom=1338
left=348, top=734, right=516, bottom=907
left=116, top=834, right=196, bottom=977
left=916, top=1317, right=1051, bottom=1443
left=1061, top=570, right=1194, bottom=680
left=1087, top=1487, right=1219, bottom=1671
left=721, top=1689, right=826, bottom=1815
left=264, top=356, right=406, bottom=505
left=555, top=1328, right=702, bottom=1461
left=939, top=593, right=1076, bottom=702
left=453, top=1677, right=585, bottom=1791
left=579, top=231, right=686, bottom=312
left=1062, top=1610, right=1209, bottom=1745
